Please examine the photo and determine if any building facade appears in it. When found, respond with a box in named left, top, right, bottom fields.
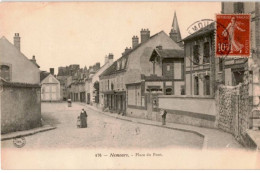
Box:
left=222, top=1, right=260, bottom=108
left=0, top=34, right=41, bottom=134
left=41, top=71, right=61, bottom=102
left=100, top=25, right=184, bottom=117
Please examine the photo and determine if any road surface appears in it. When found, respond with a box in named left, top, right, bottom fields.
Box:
left=1, top=102, right=204, bottom=149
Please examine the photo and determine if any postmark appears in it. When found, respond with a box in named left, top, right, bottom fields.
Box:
left=215, top=14, right=251, bottom=58
left=187, top=19, right=214, bottom=35
left=13, top=137, right=26, bottom=148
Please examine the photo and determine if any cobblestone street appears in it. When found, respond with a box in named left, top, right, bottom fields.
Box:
left=1, top=102, right=204, bottom=149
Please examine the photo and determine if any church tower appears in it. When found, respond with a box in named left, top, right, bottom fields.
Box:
left=169, top=11, right=183, bottom=47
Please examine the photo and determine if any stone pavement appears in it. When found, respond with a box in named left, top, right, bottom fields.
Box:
left=81, top=103, right=243, bottom=150
left=1, top=125, right=56, bottom=141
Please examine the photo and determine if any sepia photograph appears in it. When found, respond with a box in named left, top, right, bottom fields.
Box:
left=0, top=1, right=260, bottom=170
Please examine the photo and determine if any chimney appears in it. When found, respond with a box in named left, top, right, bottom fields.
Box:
left=14, top=33, right=21, bottom=51
left=108, top=53, right=114, bottom=64
left=96, top=62, right=100, bottom=70
left=50, top=68, right=54, bottom=75
left=124, top=47, right=132, bottom=54
left=132, top=35, right=139, bottom=48
left=140, top=29, right=150, bottom=43
left=104, top=55, right=109, bottom=64
left=108, top=53, right=114, bottom=60
left=30, top=55, right=37, bottom=65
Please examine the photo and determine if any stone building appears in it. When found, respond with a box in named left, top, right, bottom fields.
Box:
left=40, top=68, right=61, bottom=102
left=0, top=34, right=41, bottom=134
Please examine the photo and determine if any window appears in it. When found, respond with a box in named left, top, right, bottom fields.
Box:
left=174, top=61, right=183, bottom=79
left=117, top=60, right=122, bottom=70
left=181, top=85, right=185, bottom=95
left=194, top=76, right=199, bottom=95
left=233, top=70, right=244, bottom=86
left=204, top=75, right=210, bottom=95
left=111, top=83, right=114, bottom=90
left=193, top=45, right=200, bottom=65
left=203, top=42, right=210, bottom=63
left=121, top=58, right=126, bottom=69
left=219, top=58, right=224, bottom=71
left=167, top=65, right=170, bottom=71
left=165, top=88, right=173, bottom=95
left=0, top=65, right=11, bottom=81
left=234, top=2, right=244, bottom=13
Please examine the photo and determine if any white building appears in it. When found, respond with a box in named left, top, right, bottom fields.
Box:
left=41, top=72, right=60, bottom=101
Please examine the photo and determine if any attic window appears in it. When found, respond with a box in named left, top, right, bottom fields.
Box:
left=121, top=58, right=126, bottom=69
left=0, top=65, right=11, bottom=81
left=117, top=61, right=121, bottom=70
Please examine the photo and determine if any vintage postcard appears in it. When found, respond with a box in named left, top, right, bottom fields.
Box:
left=0, top=1, right=260, bottom=170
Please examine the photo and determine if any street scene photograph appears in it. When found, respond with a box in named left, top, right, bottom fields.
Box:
left=0, top=1, right=260, bottom=169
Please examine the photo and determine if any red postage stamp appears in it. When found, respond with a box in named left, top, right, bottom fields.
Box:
left=215, top=14, right=250, bottom=57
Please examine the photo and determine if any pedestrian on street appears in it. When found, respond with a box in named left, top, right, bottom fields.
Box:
left=79, top=109, right=88, bottom=128
left=160, top=109, right=167, bottom=125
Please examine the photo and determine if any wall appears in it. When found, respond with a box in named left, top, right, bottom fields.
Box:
left=217, top=84, right=254, bottom=145
left=0, top=37, right=40, bottom=84
left=158, top=95, right=216, bottom=128
left=1, top=82, right=42, bottom=134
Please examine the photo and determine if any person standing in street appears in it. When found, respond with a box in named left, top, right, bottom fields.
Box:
left=79, top=109, right=88, bottom=128
left=160, top=109, right=167, bottom=125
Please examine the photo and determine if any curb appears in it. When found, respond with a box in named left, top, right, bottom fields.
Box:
left=82, top=104, right=208, bottom=149
left=1, top=125, right=56, bottom=141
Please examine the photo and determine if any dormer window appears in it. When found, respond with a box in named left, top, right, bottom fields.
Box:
left=121, top=58, right=126, bottom=69
left=117, top=61, right=121, bottom=70
left=0, top=65, right=11, bottom=81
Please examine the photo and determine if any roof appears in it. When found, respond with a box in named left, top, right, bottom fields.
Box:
left=182, top=22, right=215, bottom=42
left=0, top=78, right=41, bottom=88
left=100, top=30, right=181, bottom=77
left=40, top=71, right=50, bottom=82
left=0, top=36, right=40, bottom=69
left=150, top=49, right=184, bottom=61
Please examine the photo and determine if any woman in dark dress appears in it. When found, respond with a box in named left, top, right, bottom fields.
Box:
left=80, top=109, right=88, bottom=128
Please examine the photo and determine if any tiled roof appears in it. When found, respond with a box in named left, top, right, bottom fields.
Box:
left=0, top=78, right=41, bottom=88
left=100, top=31, right=173, bottom=77
left=40, top=71, right=50, bottom=82
left=182, top=22, right=215, bottom=41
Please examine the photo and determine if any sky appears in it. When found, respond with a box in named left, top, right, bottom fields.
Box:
left=0, top=2, right=221, bottom=73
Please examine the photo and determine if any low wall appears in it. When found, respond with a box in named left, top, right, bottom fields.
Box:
left=1, top=81, right=42, bottom=134
left=158, top=96, right=217, bottom=128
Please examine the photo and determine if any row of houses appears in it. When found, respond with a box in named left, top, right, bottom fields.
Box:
left=61, top=2, right=260, bottom=138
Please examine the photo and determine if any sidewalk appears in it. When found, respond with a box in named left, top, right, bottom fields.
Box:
left=82, top=103, right=243, bottom=150
left=1, top=125, right=56, bottom=141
